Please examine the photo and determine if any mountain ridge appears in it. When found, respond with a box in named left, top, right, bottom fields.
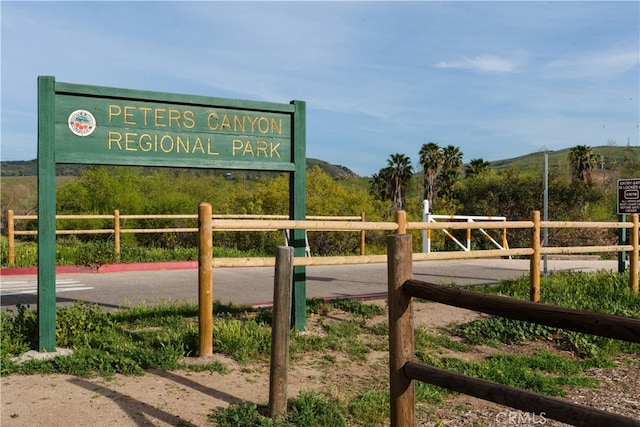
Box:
left=0, top=158, right=358, bottom=179
left=2, top=145, right=639, bottom=178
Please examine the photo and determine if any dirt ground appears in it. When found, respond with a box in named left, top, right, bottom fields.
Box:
left=1, top=301, right=639, bottom=426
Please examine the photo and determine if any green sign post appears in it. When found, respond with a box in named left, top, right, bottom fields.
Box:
left=37, top=76, right=307, bottom=351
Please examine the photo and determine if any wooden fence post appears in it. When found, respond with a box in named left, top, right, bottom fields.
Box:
left=114, top=210, right=120, bottom=261
left=198, top=202, right=213, bottom=357
left=395, top=210, right=407, bottom=235
left=387, top=233, right=414, bottom=427
left=631, top=214, right=639, bottom=296
left=360, top=211, right=366, bottom=256
left=7, top=210, right=15, bottom=265
left=502, top=219, right=508, bottom=250
left=530, top=211, right=541, bottom=302
left=269, top=246, right=294, bottom=419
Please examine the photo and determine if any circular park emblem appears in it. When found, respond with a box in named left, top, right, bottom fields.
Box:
left=68, top=110, right=96, bottom=136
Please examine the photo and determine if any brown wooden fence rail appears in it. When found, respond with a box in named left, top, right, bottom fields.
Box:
left=387, top=233, right=640, bottom=427
left=5, top=209, right=366, bottom=264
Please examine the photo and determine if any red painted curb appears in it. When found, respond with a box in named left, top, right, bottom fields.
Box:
left=0, top=261, right=198, bottom=276
left=97, top=261, right=198, bottom=273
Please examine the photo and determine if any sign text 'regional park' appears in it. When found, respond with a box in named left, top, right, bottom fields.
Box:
left=53, top=84, right=296, bottom=171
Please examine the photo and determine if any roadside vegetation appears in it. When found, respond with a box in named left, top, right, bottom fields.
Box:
left=2, top=145, right=640, bottom=268
left=2, top=272, right=638, bottom=425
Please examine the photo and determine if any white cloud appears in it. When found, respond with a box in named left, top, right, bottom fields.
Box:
left=435, top=55, right=518, bottom=73
left=543, top=49, right=639, bottom=79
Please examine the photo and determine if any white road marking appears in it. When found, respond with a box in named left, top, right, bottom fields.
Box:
left=0, top=278, right=94, bottom=296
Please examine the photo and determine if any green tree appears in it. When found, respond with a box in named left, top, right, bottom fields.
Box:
left=568, top=145, right=596, bottom=184
left=465, top=158, right=490, bottom=177
left=456, top=167, right=542, bottom=248
left=386, top=153, right=413, bottom=210
left=438, top=145, right=464, bottom=201
left=369, top=168, right=391, bottom=202
left=305, top=166, right=379, bottom=254
left=418, top=142, right=443, bottom=207
left=619, top=145, right=640, bottom=178
left=369, top=154, right=413, bottom=210
left=443, top=145, right=463, bottom=172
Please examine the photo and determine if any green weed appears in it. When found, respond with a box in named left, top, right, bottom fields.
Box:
left=347, top=389, right=389, bottom=426
left=460, top=271, right=640, bottom=356
left=415, top=326, right=471, bottom=353
left=209, top=391, right=346, bottom=427
left=209, top=401, right=275, bottom=427
left=212, top=319, right=271, bottom=363
left=180, top=360, right=229, bottom=374
left=287, top=391, right=346, bottom=426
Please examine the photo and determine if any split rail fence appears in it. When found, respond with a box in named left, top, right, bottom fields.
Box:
left=207, top=210, right=638, bottom=298
left=5, top=209, right=640, bottom=297
left=5, top=209, right=366, bottom=265
left=387, top=233, right=640, bottom=427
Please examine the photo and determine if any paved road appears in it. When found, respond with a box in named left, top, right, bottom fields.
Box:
left=0, top=258, right=618, bottom=311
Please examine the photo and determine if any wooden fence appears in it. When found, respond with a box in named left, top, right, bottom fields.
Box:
left=4, top=209, right=366, bottom=265
left=208, top=210, right=638, bottom=296
left=194, top=208, right=638, bottom=357
left=387, top=233, right=640, bottom=427
left=5, top=209, right=640, bottom=297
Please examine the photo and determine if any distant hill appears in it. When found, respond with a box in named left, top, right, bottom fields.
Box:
left=0, top=160, right=85, bottom=177
left=487, top=145, right=640, bottom=174
left=306, top=158, right=357, bottom=179
left=0, top=160, right=38, bottom=176
left=0, top=158, right=358, bottom=179
left=2, top=145, right=638, bottom=179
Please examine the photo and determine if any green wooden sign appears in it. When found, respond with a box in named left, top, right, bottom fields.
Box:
left=54, top=82, right=296, bottom=170
left=38, top=77, right=307, bottom=351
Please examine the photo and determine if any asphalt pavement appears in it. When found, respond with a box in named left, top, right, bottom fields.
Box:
left=0, top=258, right=619, bottom=311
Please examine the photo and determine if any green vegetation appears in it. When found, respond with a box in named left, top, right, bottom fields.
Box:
left=3, top=145, right=640, bottom=268
left=2, top=165, right=387, bottom=267
left=0, top=298, right=388, bottom=377
left=458, top=271, right=640, bottom=357
left=0, top=237, right=265, bottom=268
left=210, top=391, right=346, bottom=427
left=2, top=271, right=638, bottom=425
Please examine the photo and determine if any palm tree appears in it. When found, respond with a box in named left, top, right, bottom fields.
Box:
left=418, top=142, right=443, bottom=206
left=466, top=158, right=490, bottom=177
left=439, top=145, right=464, bottom=200
left=442, top=145, right=463, bottom=172
left=369, top=169, right=391, bottom=201
left=386, top=153, right=413, bottom=210
left=568, top=145, right=596, bottom=183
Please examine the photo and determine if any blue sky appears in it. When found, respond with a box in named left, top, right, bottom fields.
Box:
left=1, top=1, right=638, bottom=177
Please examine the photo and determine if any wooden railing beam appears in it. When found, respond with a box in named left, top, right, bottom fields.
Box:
left=403, top=280, right=640, bottom=343
left=404, top=362, right=639, bottom=427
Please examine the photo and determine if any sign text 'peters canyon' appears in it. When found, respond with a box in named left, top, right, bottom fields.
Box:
left=106, top=104, right=286, bottom=159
